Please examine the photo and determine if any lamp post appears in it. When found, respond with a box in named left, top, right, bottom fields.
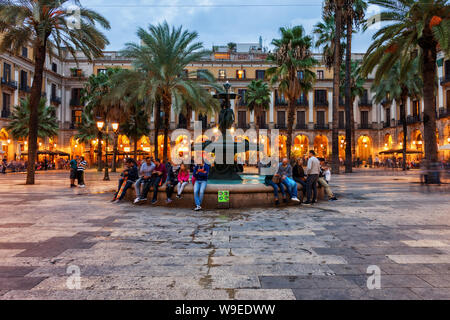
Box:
left=96, top=119, right=110, bottom=181
left=111, top=122, right=119, bottom=173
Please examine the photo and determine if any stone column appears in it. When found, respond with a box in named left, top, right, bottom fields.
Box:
left=308, top=91, right=314, bottom=129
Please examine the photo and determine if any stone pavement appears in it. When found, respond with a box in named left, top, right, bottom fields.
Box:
left=0, top=170, right=449, bottom=300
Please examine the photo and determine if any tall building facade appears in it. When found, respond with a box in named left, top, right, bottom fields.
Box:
left=0, top=42, right=449, bottom=163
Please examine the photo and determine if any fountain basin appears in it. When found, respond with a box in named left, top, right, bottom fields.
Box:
left=124, top=175, right=325, bottom=209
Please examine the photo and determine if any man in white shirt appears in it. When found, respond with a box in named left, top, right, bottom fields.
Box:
left=304, top=150, right=320, bottom=205
left=134, top=157, right=155, bottom=203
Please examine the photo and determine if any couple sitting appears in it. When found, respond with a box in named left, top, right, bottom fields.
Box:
left=264, top=158, right=301, bottom=206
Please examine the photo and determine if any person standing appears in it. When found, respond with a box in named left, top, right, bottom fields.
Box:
left=304, top=150, right=320, bottom=205
left=69, top=156, right=79, bottom=188
left=77, top=156, right=87, bottom=187
left=193, top=161, right=210, bottom=211
left=277, top=158, right=301, bottom=202
left=133, top=157, right=155, bottom=204
left=112, top=158, right=139, bottom=203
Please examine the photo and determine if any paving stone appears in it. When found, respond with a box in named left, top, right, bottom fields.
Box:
left=0, top=266, right=36, bottom=277
left=0, top=277, right=47, bottom=290
left=259, top=275, right=359, bottom=289
left=410, top=288, right=450, bottom=300
left=293, top=288, right=366, bottom=300
left=379, top=264, right=436, bottom=275
left=417, top=275, right=450, bottom=288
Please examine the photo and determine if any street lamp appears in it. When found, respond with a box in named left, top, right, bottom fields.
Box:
left=111, top=122, right=119, bottom=173
left=96, top=119, right=110, bottom=181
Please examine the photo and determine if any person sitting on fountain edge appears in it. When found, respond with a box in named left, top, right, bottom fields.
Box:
left=193, top=160, right=210, bottom=211
left=277, top=158, right=301, bottom=202
left=112, top=158, right=139, bottom=203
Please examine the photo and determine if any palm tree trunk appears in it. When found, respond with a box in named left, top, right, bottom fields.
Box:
left=26, top=43, right=47, bottom=184
left=421, top=45, right=439, bottom=168
left=134, top=138, right=138, bottom=160
left=344, top=18, right=353, bottom=173
left=332, top=1, right=343, bottom=174
left=162, top=95, right=171, bottom=163
left=286, top=99, right=295, bottom=159
left=186, top=105, right=192, bottom=130
left=351, top=97, right=356, bottom=161
left=97, top=131, right=103, bottom=172
left=400, top=95, right=408, bottom=171
left=154, top=101, right=160, bottom=160
left=111, top=133, right=118, bottom=172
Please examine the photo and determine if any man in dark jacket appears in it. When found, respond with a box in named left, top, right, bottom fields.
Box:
left=113, top=158, right=139, bottom=203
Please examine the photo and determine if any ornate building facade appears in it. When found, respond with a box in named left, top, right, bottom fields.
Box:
left=0, top=41, right=449, bottom=163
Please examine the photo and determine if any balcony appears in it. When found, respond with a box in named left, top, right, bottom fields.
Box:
left=359, top=99, right=372, bottom=108
left=275, top=99, right=287, bottom=106
left=238, top=100, right=247, bottom=107
left=275, top=124, right=287, bottom=130
left=315, top=100, right=329, bottom=107
left=383, top=121, right=391, bottom=128
left=1, top=108, right=11, bottom=118
left=19, top=84, right=31, bottom=93
left=314, top=124, right=329, bottom=130
left=295, top=123, right=307, bottom=130
left=51, top=95, right=62, bottom=105
left=177, top=123, right=188, bottom=129
left=237, top=123, right=250, bottom=130
left=407, top=115, right=421, bottom=124
left=296, top=98, right=308, bottom=107
left=358, top=123, right=372, bottom=129
left=438, top=108, right=449, bottom=119
left=338, top=123, right=346, bottom=130
left=258, top=124, right=268, bottom=129
left=1, top=77, right=17, bottom=90
left=440, top=74, right=450, bottom=85
left=70, top=98, right=83, bottom=107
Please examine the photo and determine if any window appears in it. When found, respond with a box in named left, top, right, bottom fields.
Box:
left=256, top=70, right=265, bottom=80
left=277, top=111, right=286, bottom=127
left=361, top=111, right=369, bottom=128
left=72, top=110, right=82, bottom=128
left=3, top=63, right=11, bottom=82
left=71, top=88, right=82, bottom=106
left=197, top=69, right=208, bottom=80
left=297, top=93, right=307, bottom=105
left=339, top=111, right=345, bottom=128
left=2, top=93, right=11, bottom=118
left=218, top=69, right=226, bottom=79
left=317, top=70, right=324, bottom=80
left=51, top=63, right=57, bottom=73
left=71, top=68, right=83, bottom=77
left=362, top=89, right=369, bottom=102
left=315, top=90, right=327, bottom=105
left=198, top=113, right=207, bottom=128
left=238, top=89, right=247, bottom=106
left=178, top=113, right=187, bottom=128
left=51, top=84, right=57, bottom=98
left=316, top=111, right=325, bottom=125
left=412, top=101, right=420, bottom=117
left=236, top=69, right=246, bottom=79
left=258, top=111, right=267, bottom=128
left=297, top=111, right=306, bottom=127
left=445, top=60, right=450, bottom=79
left=385, top=108, right=391, bottom=126
left=20, top=70, right=28, bottom=89
left=275, top=90, right=287, bottom=105
left=97, top=69, right=107, bottom=75
left=238, top=111, right=247, bottom=128
left=297, top=71, right=304, bottom=80
left=22, top=47, right=28, bottom=58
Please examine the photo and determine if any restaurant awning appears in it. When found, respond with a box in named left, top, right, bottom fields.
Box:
left=439, top=144, right=450, bottom=151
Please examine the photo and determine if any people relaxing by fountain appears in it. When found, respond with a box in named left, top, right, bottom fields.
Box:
left=293, top=158, right=307, bottom=199
left=134, top=157, right=155, bottom=203
left=138, top=158, right=167, bottom=204
left=277, top=158, right=301, bottom=203
left=175, top=164, right=190, bottom=199
left=318, top=158, right=338, bottom=201
left=112, top=158, right=139, bottom=203
left=264, top=174, right=288, bottom=206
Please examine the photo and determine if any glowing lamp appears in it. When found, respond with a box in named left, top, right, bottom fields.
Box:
left=96, top=121, right=105, bottom=131
left=111, top=122, right=119, bottom=132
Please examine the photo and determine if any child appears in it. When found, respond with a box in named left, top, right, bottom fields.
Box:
left=176, top=164, right=190, bottom=199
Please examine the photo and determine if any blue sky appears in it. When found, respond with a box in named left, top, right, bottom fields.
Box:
left=80, top=0, right=380, bottom=53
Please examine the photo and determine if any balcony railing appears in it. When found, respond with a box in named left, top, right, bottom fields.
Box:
left=70, top=98, right=83, bottom=106
left=177, top=123, right=188, bottom=129
left=359, top=99, right=372, bottom=107
left=295, top=123, right=307, bottom=130
left=237, top=123, right=250, bottom=129
left=407, top=115, right=420, bottom=124
left=314, top=124, right=329, bottom=130
left=438, top=108, right=449, bottom=119
left=315, top=100, right=329, bottom=107
left=258, top=124, right=268, bottom=129
left=383, top=121, right=391, bottom=128
left=275, top=124, right=287, bottom=129
left=358, top=123, right=372, bottom=129
left=1, top=77, right=17, bottom=90
left=1, top=108, right=11, bottom=118
left=51, top=95, right=62, bottom=104
left=19, top=84, right=31, bottom=93
left=296, top=99, right=308, bottom=106
left=275, top=99, right=287, bottom=106
left=440, top=75, right=450, bottom=85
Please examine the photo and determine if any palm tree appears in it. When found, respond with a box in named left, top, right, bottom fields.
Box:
left=324, top=0, right=345, bottom=173
left=313, top=15, right=345, bottom=69
left=6, top=98, right=58, bottom=141
left=0, top=0, right=110, bottom=184
left=120, top=104, right=151, bottom=160
left=339, top=60, right=366, bottom=161
left=343, top=0, right=367, bottom=173
left=81, top=68, right=124, bottom=171
left=266, top=26, right=318, bottom=159
left=75, top=110, right=98, bottom=166
left=371, top=57, right=423, bottom=170
left=362, top=0, right=449, bottom=177
left=246, top=80, right=271, bottom=165
left=117, top=22, right=220, bottom=162
left=227, top=42, right=237, bottom=53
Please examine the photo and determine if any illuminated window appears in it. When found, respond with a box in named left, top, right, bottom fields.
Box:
left=236, top=70, right=246, bottom=79
left=218, top=70, right=226, bottom=79
left=317, top=70, right=324, bottom=80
